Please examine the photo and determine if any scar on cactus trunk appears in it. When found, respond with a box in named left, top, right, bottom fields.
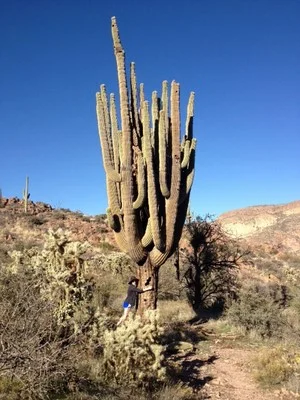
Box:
left=96, top=17, right=196, bottom=313
left=137, top=258, right=159, bottom=313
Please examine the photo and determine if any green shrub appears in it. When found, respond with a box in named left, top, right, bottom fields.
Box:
left=0, top=377, right=24, bottom=400
left=100, top=312, right=166, bottom=388
left=226, top=283, right=286, bottom=338
left=252, top=347, right=295, bottom=387
left=253, top=345, right=300, bottom=392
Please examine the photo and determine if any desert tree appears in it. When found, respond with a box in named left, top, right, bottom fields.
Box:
left=96, top=17, right=196, bottom=312
left=182, top=215, right=247, bottom=313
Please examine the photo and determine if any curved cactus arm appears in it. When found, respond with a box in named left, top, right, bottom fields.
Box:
left=165, top=81, right=181, bottom=251
left=111, top=17, right=139, bottom=246
left=107, top=210, right=146, bottom=264
left=185, top=91, right=195, bottom=139
left=151, top=91, right=159, bottom=127
left=133, top=151, right=146, bottom=209
left=189, top=138, right=197, bottom=159
left=139, top=83, right=145, bottom=109
left=107, top=207, right=119, bottom=230
left=181, top=139, right=191, bottom=168
left=161, top=81, right=169, bottom=143
left=100, top=85, right=113, bottom=161
left=151, top=91, right=159, bottom=152
left=107, top=179, right=121, bottom=213
left=149, top=247, right=171, bottom=268
left=130, top=62, right=140, bottom=146
left=110, top=94, right=122, bottom=204
left=96, top=92, right=121, bottom=182
left=143, top=101, right=163, bottom=251
left=118, top=129, right=123, bottom=164
left=185, top=140, right=196, bottom=183
left=179, top=140, right=196, bottom=205
left=113, top=231, right=129, bottom=253
left=158, top=109, right=170, bottom=198
left=128, top=243, right=147, bottom=265
left=185, top=168, right=195, bottom=197
left=107, top=211, right=128, bottom=254
left=181, top=134, right=186, bottom=151
left=141, top=220, right=153, bottom=247
left=110, top=94, right=120, bottom=172
left=139, top=83, right=145, bottom=120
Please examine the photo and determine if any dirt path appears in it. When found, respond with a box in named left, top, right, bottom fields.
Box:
left=199, top=347, right=276, bottom=400
left=174, top=336, right=298, bottom=400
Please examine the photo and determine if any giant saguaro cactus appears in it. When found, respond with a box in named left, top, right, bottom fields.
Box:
left=96, top=17, right=196, bottom=311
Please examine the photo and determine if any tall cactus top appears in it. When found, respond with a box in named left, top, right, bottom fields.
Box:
left=96, top=17, right=196, bottom=267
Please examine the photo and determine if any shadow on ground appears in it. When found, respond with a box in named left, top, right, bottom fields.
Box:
left=168, top=353, right=217, bottom=390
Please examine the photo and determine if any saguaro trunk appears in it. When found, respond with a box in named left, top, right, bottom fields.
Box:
left=136, top=257, right=159, bottom=313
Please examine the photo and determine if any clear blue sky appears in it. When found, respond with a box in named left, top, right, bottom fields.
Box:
left=1, top=0, right=299, bottom=216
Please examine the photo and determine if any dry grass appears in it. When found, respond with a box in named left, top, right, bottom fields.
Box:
left=153, top=382, right=197, bottom=400
left=158, top=300, right=196, bottom=324
left=252, top=346, right=300, bottom=388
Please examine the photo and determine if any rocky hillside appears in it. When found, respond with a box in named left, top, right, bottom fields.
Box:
left=0, top=197, right=116, bottom=259
left=218, top=200, right=300, bottom=256
left=1, top=196, right=299, bottom=271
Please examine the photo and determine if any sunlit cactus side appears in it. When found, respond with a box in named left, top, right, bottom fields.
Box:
left=96, top=17, right=196, bottom=309
left=23, top=176, right=30, bottom=213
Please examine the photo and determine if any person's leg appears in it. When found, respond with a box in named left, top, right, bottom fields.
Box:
left=117, top=304, right=131, bottom=326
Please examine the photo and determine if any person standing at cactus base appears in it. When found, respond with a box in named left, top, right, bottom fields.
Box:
left=116, top=276, right=153, bottom=326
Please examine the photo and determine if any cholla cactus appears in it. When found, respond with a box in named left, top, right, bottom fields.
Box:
left=8, top=229, right=110, bottom=338
left=96, top=17, right=196, bottom=311
left=94, top=251, right=134, bottom=276
left=101, top=311, right=166, bottom=386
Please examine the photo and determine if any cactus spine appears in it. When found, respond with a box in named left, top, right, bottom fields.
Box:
left=96, top=17, right=196, bottom=311
left=23, top=176, right=30, bottom=213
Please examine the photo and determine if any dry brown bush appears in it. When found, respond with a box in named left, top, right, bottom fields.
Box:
left=0, top=267, right=75, bottom=399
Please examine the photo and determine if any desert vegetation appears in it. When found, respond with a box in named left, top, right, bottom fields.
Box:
left=0, top=215, right=211, bottom=399
left=1, top=198, right=300, bottom=399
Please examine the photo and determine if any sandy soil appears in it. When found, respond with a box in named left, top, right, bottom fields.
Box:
left=199, top=347, right=276, bottom=400
left=173, top=336, right=299, bottom=400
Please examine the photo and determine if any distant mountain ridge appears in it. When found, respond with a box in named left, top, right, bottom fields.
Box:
left=218, top=200, right=300, bottom=255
